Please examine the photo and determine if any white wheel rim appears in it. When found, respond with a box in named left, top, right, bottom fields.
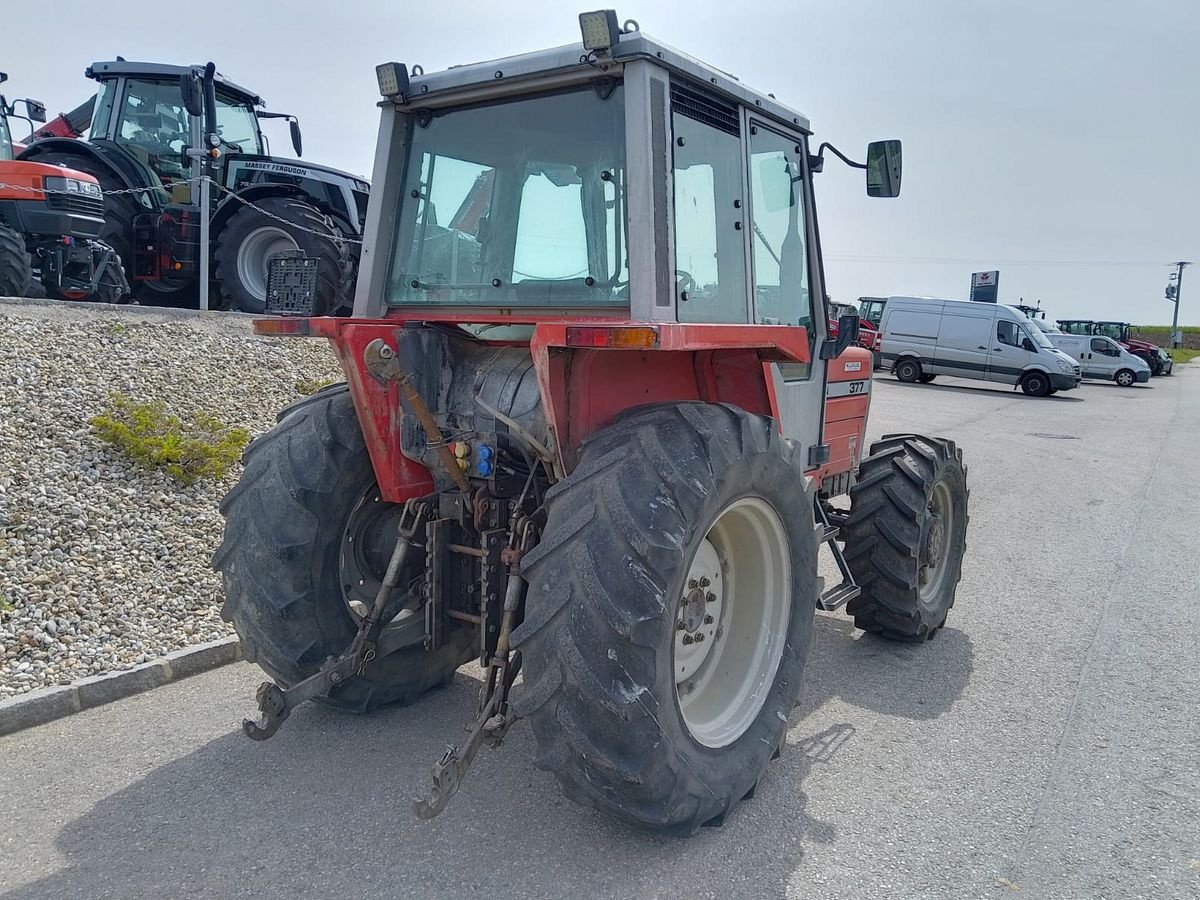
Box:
left=675, top=497, right=791, bottom=748
left=236, top=225, right=297, bottom=302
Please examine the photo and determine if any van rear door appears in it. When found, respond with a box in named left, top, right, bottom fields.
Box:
left=932, top=305, right=993, bottom=377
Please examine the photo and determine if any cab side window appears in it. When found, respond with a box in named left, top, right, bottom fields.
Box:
left=997, top=321, right=1020, bottom=346
left=1091, top=338, right=1117, bottom=357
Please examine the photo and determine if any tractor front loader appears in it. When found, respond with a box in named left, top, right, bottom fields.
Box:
left=0, top=72, right=127, bottom=300
left=214, top=11, right=970, bottom=835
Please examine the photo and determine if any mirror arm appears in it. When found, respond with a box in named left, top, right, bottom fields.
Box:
left=810, top=142, right=867, bottom=175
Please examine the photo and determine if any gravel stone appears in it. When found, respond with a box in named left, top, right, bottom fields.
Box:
left=0, top=300, right=343, bottom=696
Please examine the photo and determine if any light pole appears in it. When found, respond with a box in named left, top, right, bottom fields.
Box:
left=1166, top=261, right=1190, bottom=348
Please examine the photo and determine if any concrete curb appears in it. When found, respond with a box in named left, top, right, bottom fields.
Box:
left=0, top=637, right=242, bottom=737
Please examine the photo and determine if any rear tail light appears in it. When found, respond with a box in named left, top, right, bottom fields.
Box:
left=565, top=326, right=659, bottom=349
left=253, top=318, right=313, bottom=336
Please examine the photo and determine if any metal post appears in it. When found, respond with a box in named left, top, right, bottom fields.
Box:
left=1170, top=261, right=1189, bottom=348
left=199, top=173, right=211, bottom=312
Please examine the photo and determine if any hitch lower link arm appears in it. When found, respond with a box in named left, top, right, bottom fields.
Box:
left=242, top=498, right=429, bottom=741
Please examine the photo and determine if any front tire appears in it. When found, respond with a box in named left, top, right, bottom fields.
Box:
left=212, top=386, right=475, bottom=712
left=214, top=197, right=351, bottom=314
left=894, top=358, right=922, bottom=383
left=0, top=224, right=32, bottom=297
left=843, top=434, right=969, bottom=641
left=512, top=403, right=818, bottom=834
left=1020, top=371, right=1051, bottom=397
left=1114, top=369, right=1136, bottom=387
left=917, top=374, right=937, bottom=384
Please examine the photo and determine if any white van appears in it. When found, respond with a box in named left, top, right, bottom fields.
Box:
left=1046, top=334, right=1150, bottom=386
left=879, top=296, right=1082, bottom=396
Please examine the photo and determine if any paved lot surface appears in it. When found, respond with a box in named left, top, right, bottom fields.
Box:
left=2, top=369, right=1198, bottom=900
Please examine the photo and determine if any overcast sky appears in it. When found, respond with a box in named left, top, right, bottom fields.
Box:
left=6, top=0, right=1197, bottom=323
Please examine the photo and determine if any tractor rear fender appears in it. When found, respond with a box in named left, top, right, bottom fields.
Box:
left=256, top=317, right=867, bottom=502
left=211, top=183, right=354, bottom=241
left=19, top=138, right=159, bottom=199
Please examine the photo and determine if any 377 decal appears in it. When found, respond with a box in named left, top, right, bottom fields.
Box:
left=826, top=379, right=872, bottom=398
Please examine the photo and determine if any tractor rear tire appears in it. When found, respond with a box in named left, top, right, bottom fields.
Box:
left=214, top=197, right=351, bottom=315
left=843, top=434, right=969, bottom=641
left=894, top=357, right=922, bottom=383
left=1020, top=371, right=1051, bottom=397
left=212, top=385, right=476, bottom=713
left=0, top=224, right=32, bottom=297
left=512, top=403, right=818, bottom=834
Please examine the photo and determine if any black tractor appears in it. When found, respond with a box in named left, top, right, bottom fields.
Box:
left=21, top=60, right=368, bottom=313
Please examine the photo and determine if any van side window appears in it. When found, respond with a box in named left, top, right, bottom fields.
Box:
left=1091, top=338, right=1116, bottom=356
left=997, top=321, right=1020, bottom=346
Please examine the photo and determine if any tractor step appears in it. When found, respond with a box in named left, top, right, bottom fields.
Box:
left=815, top=499, right=860, bottom=613
left=818, top=582, right=861, bottom=612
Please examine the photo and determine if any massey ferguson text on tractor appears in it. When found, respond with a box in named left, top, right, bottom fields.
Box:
left=20, top=60, right=368, bottom=312
left=214, top=11, right=971, bottom=834
left=0, top=71, right=127, bottom=301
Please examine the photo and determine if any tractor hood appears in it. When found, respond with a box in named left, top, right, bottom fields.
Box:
left=225, top=154, right=370, bottom=192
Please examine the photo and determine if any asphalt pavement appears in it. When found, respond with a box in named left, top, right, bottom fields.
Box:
left=2, top=369, right=1198, bottom=900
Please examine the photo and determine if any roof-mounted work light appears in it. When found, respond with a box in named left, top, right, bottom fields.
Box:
left=579, top=10, right=621, bottom=53
left=376, top=62, right=410, bottom=99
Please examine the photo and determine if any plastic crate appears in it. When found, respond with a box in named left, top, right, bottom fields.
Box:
left=265, top=251, right=320, bottom=316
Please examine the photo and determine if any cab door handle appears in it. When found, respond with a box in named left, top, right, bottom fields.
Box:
left=977, top=345, right=987, bottom=350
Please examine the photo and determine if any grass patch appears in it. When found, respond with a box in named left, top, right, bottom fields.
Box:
left=90, top=394, right=250, bottom=485
left=103, top=321, right=129, bottom=336
left=1168, top=348, right=1200, bottom=364
left=294, top=377, right=338, bottom=396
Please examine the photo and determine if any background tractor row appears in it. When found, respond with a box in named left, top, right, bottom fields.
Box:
left=16, top=60, right=369, bottom=312
left=214, top=12, right=971, bottom=834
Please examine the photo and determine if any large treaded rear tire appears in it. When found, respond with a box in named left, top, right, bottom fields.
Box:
left=214, top=197, right=351, bottom=315
left=212, top=386, right=474, bottom=712
left=843, top=434, right=969, bottom=641
left=0, top=224, right=31, bottom=297
left=511, top=403, right=818, bottom=834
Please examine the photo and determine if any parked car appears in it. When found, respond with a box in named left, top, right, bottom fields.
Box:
left=1047, top=334, right=1150, bottom=386
left=1155, top=348, right=1174, bottom=375
left=878, top=296, right=1081, bottom=396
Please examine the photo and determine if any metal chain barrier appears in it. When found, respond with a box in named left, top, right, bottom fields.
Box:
left=0, top=175, right=364, bottom=244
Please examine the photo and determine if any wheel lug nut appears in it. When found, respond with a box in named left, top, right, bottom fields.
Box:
left=706, top=592, right=717, bottom=603
left=703, top=614, right=714, bottom=625
left=688, top=578, right=699, bottom=590
left=676, top=620, right=686, bottom=631
left=694, top=633, right=705, bottom=643
left=699, top=577, right=711, bottom=588
left=682, top=634, right=695, bottom=645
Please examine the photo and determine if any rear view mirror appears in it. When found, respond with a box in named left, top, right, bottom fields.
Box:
left=22, top=99, right=46, bottom=123
left=289, top=118, right=303, bottom=157
left=180, top=71, right=204, bottom=117
left=821, top=313, right=861, bottom=360
left=866, top=139, right=902, bottom=198
left=757, top=153, right=795, bottom=213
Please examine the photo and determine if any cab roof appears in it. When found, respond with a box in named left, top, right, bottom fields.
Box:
left=85, top=61, right=263, bottom=107
left=397, top=29, right=811, bottom=133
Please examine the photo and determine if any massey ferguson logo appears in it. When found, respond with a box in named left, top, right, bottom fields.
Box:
left=240, top=161, right=311, bottom=177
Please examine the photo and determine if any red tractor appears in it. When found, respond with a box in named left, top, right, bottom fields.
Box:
left=0, top=71, right=127, bottom=300
left=215, top=12, right=970, bottom=834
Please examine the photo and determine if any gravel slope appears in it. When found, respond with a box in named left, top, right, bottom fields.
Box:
left=0, top=300, right=343, bottom=696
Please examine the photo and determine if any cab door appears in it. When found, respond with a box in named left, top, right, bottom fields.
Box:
left=989, top=318, right=1034, bottom=384
left=1088, top=337, right=1121, bottom=378
left=744, top=118, right=827, bottom=466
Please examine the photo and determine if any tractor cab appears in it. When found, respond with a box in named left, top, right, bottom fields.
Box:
left=1057, top=319, right=1096, bottom=336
